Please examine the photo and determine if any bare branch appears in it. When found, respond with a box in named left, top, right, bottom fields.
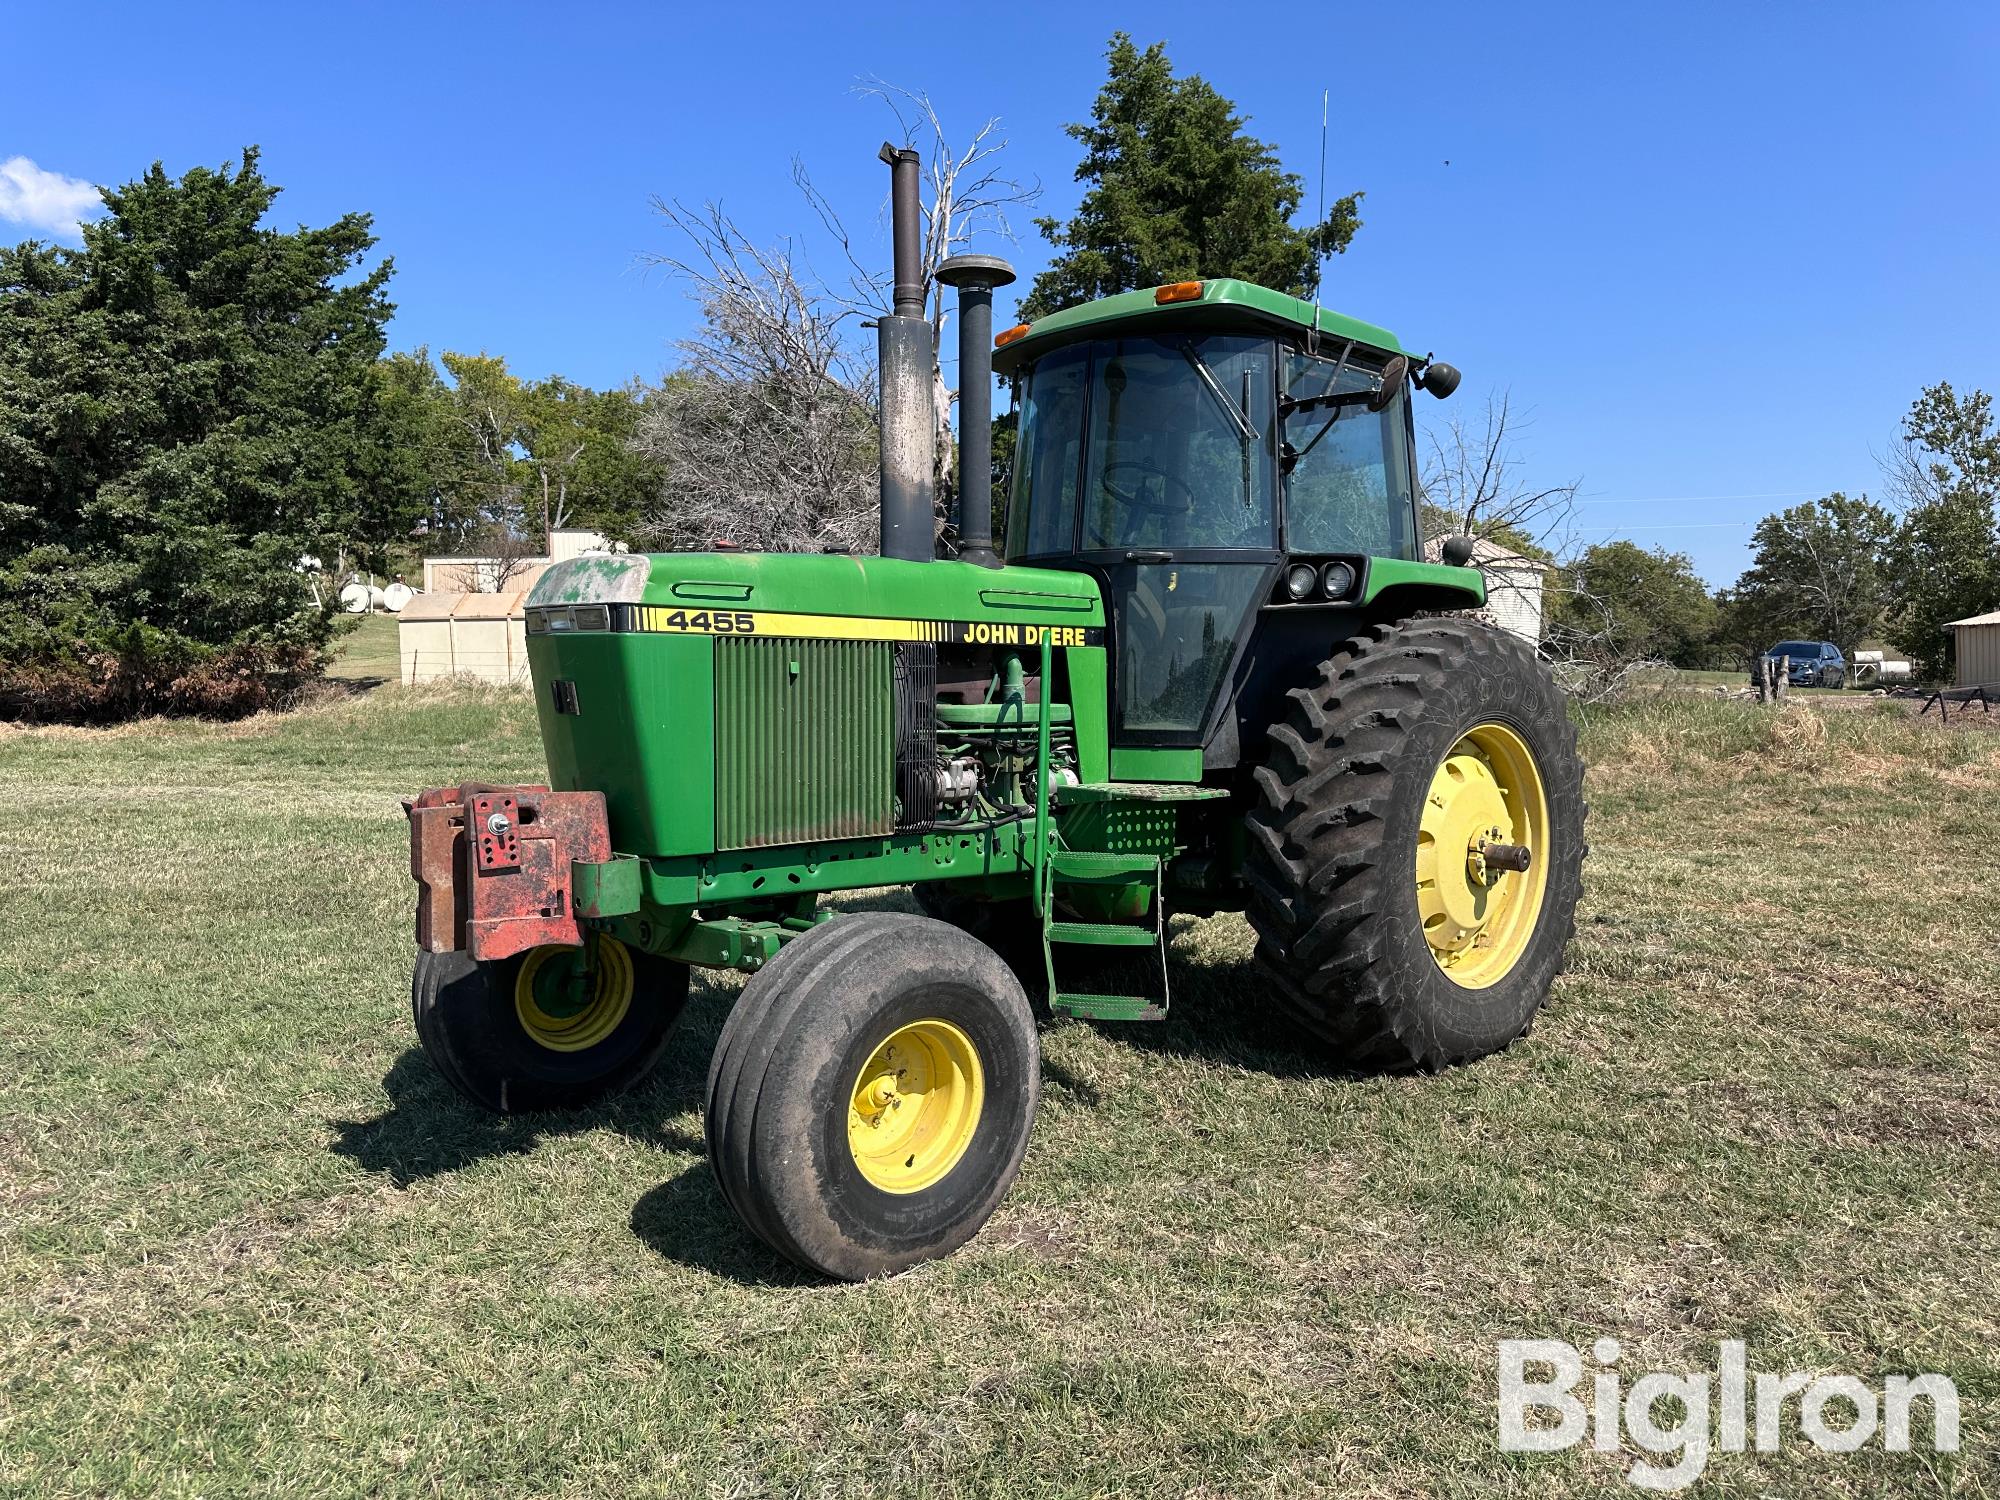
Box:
left=1418, top=391, right=1580, bottom=557
left=632, top=198, right=881, bottom=553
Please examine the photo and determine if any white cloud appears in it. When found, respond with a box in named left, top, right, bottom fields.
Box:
left=0, top=156, right=101, bottom=240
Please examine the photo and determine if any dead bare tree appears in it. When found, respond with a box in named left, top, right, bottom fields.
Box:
left=468, top=526, right=543, bottom=593
left=630, top=88, right=1036, bottom=556
left=797, top=82, right=1040, bottom=539
left=631, top=202, right=880, bottom=553
left=1418, top=392, right=1683, bottom=703
left=1420, top=391, right=1580, bottom=553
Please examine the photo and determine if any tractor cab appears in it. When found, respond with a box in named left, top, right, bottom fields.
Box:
left=994, top=279, right=1454, bottom=757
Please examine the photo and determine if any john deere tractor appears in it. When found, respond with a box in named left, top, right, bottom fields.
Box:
left=404, top=145, right=1584, bottom=1280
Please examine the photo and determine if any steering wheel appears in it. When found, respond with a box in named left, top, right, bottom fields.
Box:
left=1101, top=459, right=1197, bottom=516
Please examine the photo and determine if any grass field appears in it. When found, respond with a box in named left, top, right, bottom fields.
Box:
left=2, top=686, right=1996, bottom=1497
left=326, top=613, right=400, bottom=682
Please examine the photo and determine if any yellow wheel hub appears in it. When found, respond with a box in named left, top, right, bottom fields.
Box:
left=514, top=937, right=634, bottom=1052
left=1415, top=723, right=1550, bottom=989
left=846, top=1019, right=986, bottom=1194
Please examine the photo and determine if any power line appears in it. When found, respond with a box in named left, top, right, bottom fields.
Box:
left=1574, top=490, right=1821, bottom=508
left=1584, top=521, right=1752, bottom=532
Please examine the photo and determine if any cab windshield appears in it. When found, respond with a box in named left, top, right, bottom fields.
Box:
left=1005, top=334, right=1278, bottom=557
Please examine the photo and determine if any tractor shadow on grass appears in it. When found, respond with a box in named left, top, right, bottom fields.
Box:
left=1079, top=939, right=1367, bottom=1082
left=329, top=976, right=736, bottom=1187
left=626, top=1171, right=820, bottom=1287
left=328, top=978, right=817, bottom=1285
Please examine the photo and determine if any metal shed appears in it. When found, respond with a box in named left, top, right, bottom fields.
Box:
left=398, top=589, right=532, bottom=685
left=1946, top=610, right=2000, bottom=689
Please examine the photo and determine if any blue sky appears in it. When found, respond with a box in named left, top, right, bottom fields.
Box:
left=4, top=1, right=1995, bottom=583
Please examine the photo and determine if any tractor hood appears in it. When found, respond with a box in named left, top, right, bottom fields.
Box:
left=527, top=552, right=1105, bottom=639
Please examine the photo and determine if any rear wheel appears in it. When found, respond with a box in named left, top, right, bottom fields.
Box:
left=412, top=932, right=689, bottom=1113
left=1246, top=617, right=1586, bottom=1070
left=704, top=912, right=1038, bottom=1280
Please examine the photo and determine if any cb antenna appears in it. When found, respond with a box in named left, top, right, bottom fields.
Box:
left=1311, top=88, right=1329, bottom=335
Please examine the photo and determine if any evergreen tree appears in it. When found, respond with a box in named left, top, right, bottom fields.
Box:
left=0, top=148, right=396, bottom=717
left=1021, top=34, right=1362, bottom=319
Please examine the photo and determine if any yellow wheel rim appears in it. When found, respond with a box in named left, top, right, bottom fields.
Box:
left=514, top=937, right=634, bottom=1052
left=1416, top=722, right=1550, bottom=990
left=846, top=1019, right=986, bottom=1194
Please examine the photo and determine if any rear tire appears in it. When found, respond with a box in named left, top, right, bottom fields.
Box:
left=704, top=913, right=1039, bottom=1280
left=412, top=933, right=689, bottom=1113
left=1246, top=617, right=1585, bottom=1071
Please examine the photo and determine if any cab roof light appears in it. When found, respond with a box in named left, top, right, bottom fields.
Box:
left=1154, top=281, right=1204, bottom=304
left=995, top=323, right=1032, bottom=347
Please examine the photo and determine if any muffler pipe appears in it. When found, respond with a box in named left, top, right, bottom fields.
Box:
left=877, top=143, right=933, bottom=563
left=936, top=253, right=1016, bottom=570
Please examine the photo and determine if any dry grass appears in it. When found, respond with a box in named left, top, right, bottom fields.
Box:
left=0, top=688, right=1994, bottom=1497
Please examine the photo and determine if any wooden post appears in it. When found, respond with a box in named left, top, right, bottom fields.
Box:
left=1776, top=655, right=1789, bottom=703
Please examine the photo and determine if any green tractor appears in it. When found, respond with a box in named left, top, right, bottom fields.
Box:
left=404, top=146, right=1584, bottom=1280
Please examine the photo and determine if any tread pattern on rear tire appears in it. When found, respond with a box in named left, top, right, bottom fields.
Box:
left=1245, top=616, right=1587, bottom=1071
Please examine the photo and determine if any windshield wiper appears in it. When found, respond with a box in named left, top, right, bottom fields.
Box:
left=1281, top=339, right=1359, bottom=474
left=1178, top=341, right=1256, bottom=444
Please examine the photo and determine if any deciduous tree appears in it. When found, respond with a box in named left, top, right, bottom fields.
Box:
left=1552, top=540, right=1717, bottom=669
left=1728, top=491, right=1896, bottom=654
left=1884, top=382, right=2000, bottom=678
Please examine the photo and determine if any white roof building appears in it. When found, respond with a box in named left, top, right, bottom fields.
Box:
left=1945, top=609, right=2000, bottom=689
left=1424, top=535, right=1551, bottom=644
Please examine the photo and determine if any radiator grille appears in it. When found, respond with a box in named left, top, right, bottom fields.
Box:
left=893, top=642, right=938, bottom=829
left=713, top=637, right=894, bottom=850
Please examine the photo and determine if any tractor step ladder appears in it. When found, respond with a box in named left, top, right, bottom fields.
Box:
left=1042, top=848, right=1170, bottom=1022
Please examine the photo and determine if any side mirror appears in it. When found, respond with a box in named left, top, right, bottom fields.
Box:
left=1441, top=534, right=1477, bottom=568
left=1367, top=355, right=1410, bottom=412
left=1418, top=361, right=1462, bottom=400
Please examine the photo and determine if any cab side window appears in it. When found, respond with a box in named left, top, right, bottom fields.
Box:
left=1282, top=352, right=1415, bottom=559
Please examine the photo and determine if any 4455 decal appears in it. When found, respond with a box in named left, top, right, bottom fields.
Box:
left=526, top=602, right=1104, bottom=648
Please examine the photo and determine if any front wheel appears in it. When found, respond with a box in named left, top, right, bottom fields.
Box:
left=412, top=933, right=689, bottom=1113
left=704, top=913, right=1038, bottom=1280
left=1246, top=617, right=1586, bottom=1070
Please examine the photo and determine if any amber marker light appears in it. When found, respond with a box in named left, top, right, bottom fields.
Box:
left=1154, top=281, right=1204, bottom=304
left=995, top=323, right=1031, bottom=347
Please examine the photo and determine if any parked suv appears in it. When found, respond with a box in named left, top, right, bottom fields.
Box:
left=1759, top=640, right=1846, bottom=688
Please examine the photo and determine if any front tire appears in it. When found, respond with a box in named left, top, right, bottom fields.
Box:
left=412, top=933, right=689, bottom=1113
left=704, top=913, right=1039, bottom=1280
left=1246, top=618, right=1586, bottom=1071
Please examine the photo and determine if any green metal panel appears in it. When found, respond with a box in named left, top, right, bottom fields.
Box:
left=993, top=277, right=1408, bottom=374
left=713, top=637, right=893, bottom=850
left=1110, top=747, right=1203, bottom=783
left=1066, top=646, right=1110, bottom=784
left=528, top=631, right=715, bottom=858
left=528, top=552, right=1111, bottom=862
left=1362, top=556, right=1486, bottom=609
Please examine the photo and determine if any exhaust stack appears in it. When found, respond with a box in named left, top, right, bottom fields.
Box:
left=936, top=253, right=1016, bottom=569
left=876, top=143, right=933, bottom=563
